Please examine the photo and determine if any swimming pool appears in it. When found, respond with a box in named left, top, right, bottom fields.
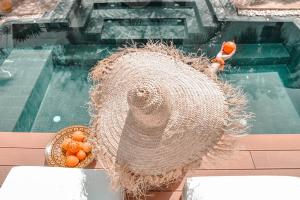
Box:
left=0, top=1, right=300, bottom=134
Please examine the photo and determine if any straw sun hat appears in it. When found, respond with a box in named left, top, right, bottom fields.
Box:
left=89, top=43, right=250, bottom=195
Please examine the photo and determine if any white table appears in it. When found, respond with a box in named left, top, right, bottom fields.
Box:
left=184, top=176, right=300, bottom=200
left=0, top=166, right=123, bottom=200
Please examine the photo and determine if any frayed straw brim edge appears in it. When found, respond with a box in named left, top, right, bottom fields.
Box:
left=88, top=42, right=253, bottom=198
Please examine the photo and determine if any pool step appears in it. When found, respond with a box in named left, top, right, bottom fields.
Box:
left=69, top=4, right=93, bottom=28
left=0, top=49, right=53, bottom=132
left=91, top=0, right=218, bottom=29
left=43, top=0, right=79, bottom=23
left=53, top=43, right=291, bottom=67
left=100, top=19, right=186, bottom=42
left=84, top=7, right=196, bottom=42
left=203, top=43, right=291, bottom=65
left=53, top=45, right=117, bottom=66
left=84, top=1, right=216, bottom=43
left=194, top=0, right=218, bottom=31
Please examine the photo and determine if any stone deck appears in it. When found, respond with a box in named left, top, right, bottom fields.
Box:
left=236, top=0, right=300, bottom=17
left=240, top=1, right=300, bottom=10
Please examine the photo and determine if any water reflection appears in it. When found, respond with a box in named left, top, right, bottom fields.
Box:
left=0, top=49, right=15, bottom=83
left=0, top=67, right=13, bottom=81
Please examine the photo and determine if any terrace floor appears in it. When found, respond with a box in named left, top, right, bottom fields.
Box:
left=241, top=1, right=300, bottom=10
left=1, top=133, right=300, bottom=199
left=234, top=0, right=300, bottom=17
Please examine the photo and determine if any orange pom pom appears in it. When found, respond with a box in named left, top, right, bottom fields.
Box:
left=223, top=41, right=236, bottom=55
left=65, top=155, right=79, bottom=167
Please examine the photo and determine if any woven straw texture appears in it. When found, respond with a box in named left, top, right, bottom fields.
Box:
left=89, top=43, right=250, bottom=197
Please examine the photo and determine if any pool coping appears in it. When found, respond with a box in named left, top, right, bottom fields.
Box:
left=236, top=1, right=300, bottom=11
left=0, top=0, right=79, bottom=28
left=1, top=0, right=299, bottom=28
left=208, top=0, right=300, bottom=29
left=1, top=0, right=300, bottom=47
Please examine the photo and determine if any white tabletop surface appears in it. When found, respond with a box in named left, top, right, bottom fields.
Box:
left=0, top=166, right=123, bottom=200
left=184, top=176, right=300, bottom=200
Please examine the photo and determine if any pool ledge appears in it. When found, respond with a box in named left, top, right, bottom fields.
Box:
left=1, top=133, right=300, bottom=199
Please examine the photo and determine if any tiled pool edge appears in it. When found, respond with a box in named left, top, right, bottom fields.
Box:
left=1, top=0, right=300, bottom=31
left=0, top=49, right=53, bottom=132
left=0, top=0, right=80, bottom=27
left=0, top=0, right=81, bottom=49
left=14, top=51, right=53, bottom=132
left=1, top=0, right=300, bottom=47
left=207, top=0, right=300, bottom=42
left=208, top=0, right=300, bottom=23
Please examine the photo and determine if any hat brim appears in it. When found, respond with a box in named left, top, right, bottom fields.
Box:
left=89, top=43, right=251, bottom=194
left=93, top=51, right=227, bottom=175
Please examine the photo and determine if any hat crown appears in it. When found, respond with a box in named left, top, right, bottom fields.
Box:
left=127, top=81, right=170, bottom=128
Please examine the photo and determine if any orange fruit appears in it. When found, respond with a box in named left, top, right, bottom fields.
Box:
left=62, top=138, right=72, bottom=151
left=0, top=0, right=13, bottom=13
left=76, top=150, right=87, bottom=161
left=72, top=131, right=86, bottom=142
left=222, top=41, right=236, bottom=55
left=77, top=141, right=84, bottom=147
left=66, top=150, right=75, bottom=156
left=68, top=141, right=81, bottom=154
left=65, top=155, right=79, bottom=167
left=80, top=142, right=92, bottom=153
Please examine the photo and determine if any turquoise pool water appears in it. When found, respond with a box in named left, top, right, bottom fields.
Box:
left=2, top=43, right=299, bottom=134
left=31, top=62, right=300, bottom=134
left=224, top=65, right=300, bottom=134
left=0, top=1, right=300, bottom=133
left=35, top=63, right=300, bottom=134
left=0, top=45, right=300, bottom=133
left=30, top=64, right=90, bottom=132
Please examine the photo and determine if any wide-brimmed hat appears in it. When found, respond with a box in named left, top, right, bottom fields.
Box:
left=89, top=43, right=250, bottom=195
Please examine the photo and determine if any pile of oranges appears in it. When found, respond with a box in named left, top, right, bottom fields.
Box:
left=61, top=131, right=92, bottom=167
